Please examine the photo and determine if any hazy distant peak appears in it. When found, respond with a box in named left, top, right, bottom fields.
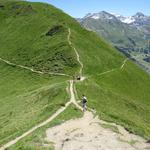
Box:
left=83, top=11, right=117, bottom=20
left=133, top=12, right=145, bottom=18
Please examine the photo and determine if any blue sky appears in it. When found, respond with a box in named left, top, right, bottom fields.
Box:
left=29, top=0, right=150, bottom=18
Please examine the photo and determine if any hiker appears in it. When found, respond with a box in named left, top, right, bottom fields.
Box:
left=77, top=75, right=81, bottom=81
left=82, top=95, right=87, bottom=112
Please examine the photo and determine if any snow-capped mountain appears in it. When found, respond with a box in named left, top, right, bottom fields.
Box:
left=114, top=12, right=150, bottom=26
left=78, top=11, right=150, bottom=54
left=111, top=14, right=135, bottom=24
left=78, top=11, right=150, bottom=73
left=119, top=16, right=135, bottom=24
left=82, top=11, right=150, bottom=26
left=83, top=11, right=118, bottom=21
left=132, top=12, right=150, bottom=26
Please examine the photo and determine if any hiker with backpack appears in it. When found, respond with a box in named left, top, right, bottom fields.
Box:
left=82, top=95, right=87, bottom=112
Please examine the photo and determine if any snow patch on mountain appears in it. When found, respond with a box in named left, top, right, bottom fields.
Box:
left=91, top=14, right=100, bottom=19
left=120, top=17, right=135, bottom=24
left=84, top=11, right=116, bottom=20
left=82, top=11, right=150, bottom=26
left=110, top=13, right=135, bottom=24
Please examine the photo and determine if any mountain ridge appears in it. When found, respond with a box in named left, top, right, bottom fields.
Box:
left=78, top=10, right=150, bottom=73
left=81, top=11, right=150, bottom=25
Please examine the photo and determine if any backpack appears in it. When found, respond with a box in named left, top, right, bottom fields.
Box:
left=83, top=97, right=87, bottom=103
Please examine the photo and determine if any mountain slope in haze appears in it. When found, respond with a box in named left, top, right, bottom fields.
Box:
left=78, top=11, right=150, bottom=73
left=0, top=0, right=150, bottom=148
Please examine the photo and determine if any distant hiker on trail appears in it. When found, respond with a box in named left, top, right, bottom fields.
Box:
left=82, top=95, right=87, bottom=112
left=77, top=75, right=81, bottom=81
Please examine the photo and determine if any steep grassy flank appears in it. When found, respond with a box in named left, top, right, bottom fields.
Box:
left=0, top=0, right=79, bottom=75
left=0, top=0, right=126, bottom=76
left=70, top=15, right=150, bottom=138
left=0, top=2, right=83, bottom=145
left=70, top=29, right=125, bottom=76
left=0, top=62, right=69, bottom=146
left=8, top=105, right=82, bottom=150
left=76, top=61, right=150, bottom=139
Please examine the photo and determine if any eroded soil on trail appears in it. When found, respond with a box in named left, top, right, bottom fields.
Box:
left=45, top=111, right=150, bottom=150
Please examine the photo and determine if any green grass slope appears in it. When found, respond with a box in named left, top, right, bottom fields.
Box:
left=0, top=0, right=79, bottom=75
left=0, top=0, right=150, bottom=147
left=8, top=104, right=83, bottom=150
left=76, top=61, right=150, bottom=139
left=73, top=18, right=150, bottom=138
left=0, top=62, right=69, bottom=145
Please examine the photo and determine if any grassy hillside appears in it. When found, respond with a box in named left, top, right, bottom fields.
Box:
left=0, top=0, right=150, bottom=147
left=0, top=62, right=69, bottom=145
left=73, top=16, right=150, bottom=138
left=8, top=104, right=83, bottom=150
left=76, top=61, right=150, bottom=139
left=0, top=0, right=79, bottom=75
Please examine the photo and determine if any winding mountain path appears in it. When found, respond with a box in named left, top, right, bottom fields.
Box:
left=0, top=80, right=79, bottom=150
left=0, top=28, right=149, bottom=150
left=68, top=28, right=84, bottom=76
left=98, top=58, right=128, bottom=76
left=121, top=58, right=128, bottom=70
left=0, top=100, right=71, bottom=150
left=44, top=30, right=149, bottom=150
left=69, top=80, right=83, bottom=111
left=98, top=68, right=117, bottom=76
left=0, top=57, right=70, bottom=77
left=0, top=27, right=84, bottom=150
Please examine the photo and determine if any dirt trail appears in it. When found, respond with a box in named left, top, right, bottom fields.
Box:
left=44, top=32, right=149, bottom=150
left=69, top=80, right=83, bottom=111
left=45, top=33, right=149, bottom=150
left=45, top=111, right=149, bottom=150
left=121, top=58, right=128, bottom=69
left=97, top=58, right=128, bottom=76
left=68, top=28, right=84, bottom=76
left=0, top=57, right=70, bottom=77
left=98, top=68, right=117, bottom=76
left=0, top=101, right=71, bottom=150
left=0, top=80, right=75, bottom=150
left=1, top=28, right=149, bottom=150
left=0, top=28, right=84, bottom=150
left=0, top=80, right=82, bottom=150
